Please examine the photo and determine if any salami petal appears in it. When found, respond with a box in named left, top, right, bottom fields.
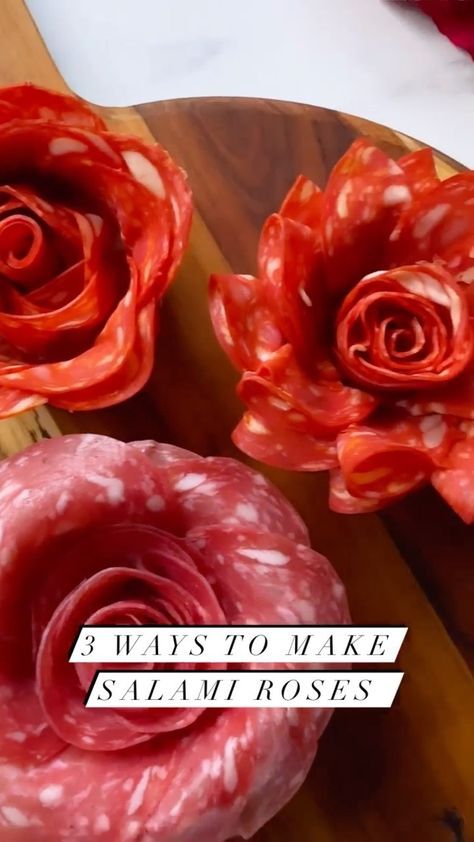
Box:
left=31, top=525, right=224, bottom=651
left=388, top=172, right=474, bottom=266
left=0, top=387, right=45, bottom=418
left=322, top=139, right=412, bottom=297
left=132, top=440, right=309, bottom=543
left=150, top=451, right=310, bottom=543
left=0, top=185, right=83, bottom=254
left=397, top=366, right=474, bottom=420
left=209, top=273, right=283, bottom=370
left=0, top=121, right=124, bottom=183
left=336, top=411, right=461, bottom=505
left=329, top=469, right=388, bottom=514
left=186, top=524, right=349, bottom=625
left=109, top=133, right=193, bottom=288
left=44, top=301, right=156, bottom=411
left=233, top=409, right=338, bottom=471
left=397, top=148, right=440, bottom=197
left=433, top=232, right=474, bottom=317
left=257, top=213, right=325, bottom=360
left=0, top=268, right=140, bottom=392
left=432, top=432, right=474, bottom=523
left=0, top=83, right=107, bottom=132
left=0, top=435, right=175, bottom=765
left=279, top=175, right=323, bottom=228
left=238, top=345, right=376, bottom=436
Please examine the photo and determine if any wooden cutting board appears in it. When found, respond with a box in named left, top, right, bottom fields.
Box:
left=1, top=2, right=473, bottom=841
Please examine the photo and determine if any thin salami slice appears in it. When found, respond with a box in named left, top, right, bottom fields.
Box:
left=0, top=268, right=140, bottom=391
left=238, top=344, right=376, bottom=436
left=109, top=133, right=193, bottom=288
left=396, top=365, right=474, bottom=421
left=329, top=469, right=388, bottom=514
left=336, top=411, right=461, bottom=506
left=0, top=184, right=83, bottom=254
left=388, top=172, right=474, bottom=266
left=186, top=524, right=349, bottom=625
left=397, top=148, right=440, bottom=197
left=0, top=437, right=175, bottom=621
left=321, top=139, right=412, bottom=297
left=257, top=213, right=325, bottom=361
left=0, top=683, right=66, bottom=765
left=0, top=435, right=175, bottom=766
left=47, top=301, right=156, bottom=411
left=434, top=232, right=474, bottom=317
left=0, top=387, right=45, bottom=418
left=279, top=175, right=323, bottom=227
left=432, top=432, right=474, bottom=523
left=0, top=707, right=329, bottom=841
left=158, top=452, right=310, bottom=544
left=209, top=273, right=283, bottom=371
left=131, top=440, right=201, bottom=465
left=233, top=409, right=338, bottom=471
left=0, top=83, right=107, bottom=132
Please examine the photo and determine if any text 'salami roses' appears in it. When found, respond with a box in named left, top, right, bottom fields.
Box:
left=0, top=434, right=348, bottom=840
left=209, top=140, right=474, bottom=522
left=0, top=84, right=192, bottom=417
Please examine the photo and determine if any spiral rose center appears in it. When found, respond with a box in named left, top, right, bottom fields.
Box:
left=33, top=523, right=226, bottom=751
left=335, top=267, right=473, bottom=391
left=0, top=213, right=51, bottom=288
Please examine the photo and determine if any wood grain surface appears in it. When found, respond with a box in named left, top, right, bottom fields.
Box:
left=0, top=3, right=473, bottom=841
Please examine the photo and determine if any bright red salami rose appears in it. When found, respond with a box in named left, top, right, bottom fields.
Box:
left=0, top=434, right=348, bottom=840
left=0, top=84, right=192, bottom=417
left=209, top=140, right=474, bottom=521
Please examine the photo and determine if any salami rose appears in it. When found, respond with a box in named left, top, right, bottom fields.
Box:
left=0, top=434, right=349, bottom=841
left=335, top=264, right=472, bottom=390
left=209, top=140, right=474, bottom=520
left=0, top=84, right=192, bottom=417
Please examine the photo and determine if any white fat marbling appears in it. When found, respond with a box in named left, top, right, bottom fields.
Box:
left=1, top=806, right=30, bottom=827
left=174, top=473, right=206, bottom=492
left=87, top=474, right=125, bottom=505
left=419, top=414, right=447, bottom=449
left=146, top=494, right=165, bottom=512
left=236, top=547, right=289, bottom=566
left=39, top=784, right=64, bottom=808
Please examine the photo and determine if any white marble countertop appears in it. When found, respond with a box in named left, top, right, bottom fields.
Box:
left=27, top=0, right=474, bottom=166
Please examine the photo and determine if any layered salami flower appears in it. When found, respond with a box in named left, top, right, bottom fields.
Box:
left=0, top=434, right=348, bottom=840
left=210, top=140, right=474, bottom=520
left=0, top=84, right=192, bottom=417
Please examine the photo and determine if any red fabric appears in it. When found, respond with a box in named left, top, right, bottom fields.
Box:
left=410, top=0, right=474, bottom=58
